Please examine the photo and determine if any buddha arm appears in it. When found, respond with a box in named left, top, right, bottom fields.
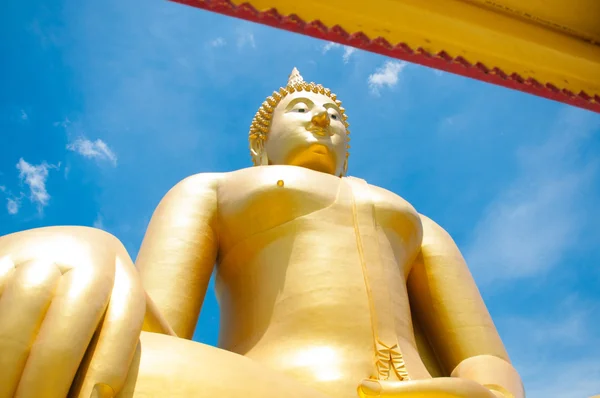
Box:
left=135, top=173, right=221, bottom=339
left=407, top=215, right=524, bottom=398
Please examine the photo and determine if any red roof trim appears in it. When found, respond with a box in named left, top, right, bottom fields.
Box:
left=172, top=0, right=600, bottom=113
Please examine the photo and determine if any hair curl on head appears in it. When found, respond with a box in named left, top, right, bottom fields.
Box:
left=248, top=68, right=351, bottom=176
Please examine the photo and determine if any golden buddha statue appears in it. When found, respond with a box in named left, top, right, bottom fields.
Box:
left=0, top=68, right=525, bottom=398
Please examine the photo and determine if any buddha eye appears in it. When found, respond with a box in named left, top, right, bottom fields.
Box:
left=328, top=110, right=340, bottom=120
left=291, top=104, right=308, bottom=113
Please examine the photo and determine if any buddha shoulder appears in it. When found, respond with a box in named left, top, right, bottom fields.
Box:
left=163, top=172, right=224, bottom=198
left=154, top=172, right=224, bottom=215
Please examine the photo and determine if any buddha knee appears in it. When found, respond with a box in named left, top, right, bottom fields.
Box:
left=0, top=226, right=131, bottom=274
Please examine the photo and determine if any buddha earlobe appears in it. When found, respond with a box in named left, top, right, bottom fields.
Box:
left=259, top=153, right=269, bottom=166
left=250, top=137, right=269, bottom=166
left=340, top=159, right=348, bottom=177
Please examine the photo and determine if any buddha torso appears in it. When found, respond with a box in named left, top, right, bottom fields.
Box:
left=214, top=165, right=432, bottom=397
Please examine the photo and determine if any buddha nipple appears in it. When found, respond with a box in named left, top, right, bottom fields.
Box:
left=277, top=179, right=284, bottom=187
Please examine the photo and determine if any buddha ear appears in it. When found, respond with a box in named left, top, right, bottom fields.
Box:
left=340, top=157, right=348, bottom=177
left=249, top=136, right=269, bottom=166
left=339, top=150, right=349, bottom=177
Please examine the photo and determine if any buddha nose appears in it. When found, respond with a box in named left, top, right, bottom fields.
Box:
left=311, top=110, right=330, bottom=128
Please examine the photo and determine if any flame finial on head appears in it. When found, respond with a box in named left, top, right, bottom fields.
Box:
left=287, top=67, right=304, bottom=86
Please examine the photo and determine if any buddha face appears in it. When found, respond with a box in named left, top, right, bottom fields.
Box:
left=261, top=91, right=348, bottom=176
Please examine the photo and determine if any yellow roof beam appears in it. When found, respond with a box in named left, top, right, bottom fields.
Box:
left=173, top=0, right=600, bottom=113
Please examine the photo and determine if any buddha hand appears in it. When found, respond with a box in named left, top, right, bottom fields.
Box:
left=0, top=227, right=146, bottom=398
left=358, top=377, right=503, bottom=398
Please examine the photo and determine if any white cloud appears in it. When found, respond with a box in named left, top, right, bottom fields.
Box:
left=322, top=42, right=340, bottom=53
left=322, top=42, right=356, bottom=63
left=502, top=298, right=593, bottom=348
left=53, top=117, right=71, bottom=128
left=16, top=158, right=58, bottom=211
left=466, top=108, right=599, bottom=283
left=7, top=198, right=19, bottom=215
left=467, top=174, right=586, bottom=280
left=525, top=358, right=600, bottom=398
left=67, top=137, right=118, bottom=166
left=237, top=32, right=255, bottom=49
left=368, top=61, right=406, bottom=95
left=498, top=297, right=600, bottom=398
left=342, top=47, right=356, bottom=64
left=210, top=37, right=226, bottom=47
left=93, top=214, right=104, bottom=229
left=0, top=185, right=22, bottom=215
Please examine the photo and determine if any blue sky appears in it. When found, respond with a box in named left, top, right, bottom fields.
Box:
left=2, top=0, right=600, bottom=396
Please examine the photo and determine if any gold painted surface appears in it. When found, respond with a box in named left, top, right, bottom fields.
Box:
left=230, top=0, right=600, bottom=101
left=464, top=0, right=600, bottom=42
left=0, top=69, right=524, bottom=397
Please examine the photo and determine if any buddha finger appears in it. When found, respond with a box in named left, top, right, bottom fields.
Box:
left=14, top=263, right=114, bottom=398
left=72, top=254, right=146, bottom=398
left=0, top=260, right=62, bottom=397
left=358, top=379, right=423, bottom=398
left=358, top=378, right=497, bottom=398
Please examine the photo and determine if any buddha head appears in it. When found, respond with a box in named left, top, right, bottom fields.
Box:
left=249, top=67, right=350, bottom=177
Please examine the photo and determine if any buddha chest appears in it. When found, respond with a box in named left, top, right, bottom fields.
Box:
left=216, top=165, right=423, bottom=271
